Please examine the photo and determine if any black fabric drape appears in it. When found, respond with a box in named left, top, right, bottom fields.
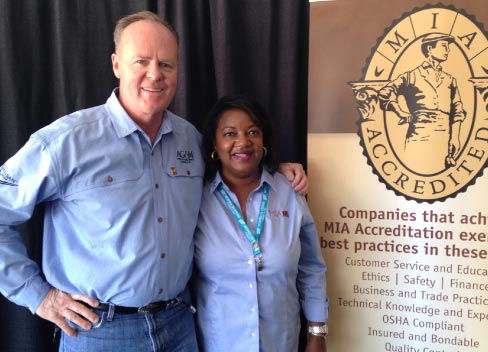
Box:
left=0, top=1, right=309, bottom=351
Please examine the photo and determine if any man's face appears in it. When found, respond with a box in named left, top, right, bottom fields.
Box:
left=429, top=40, right=450, bottom=62
left=111, top=20, right=178, bottom=121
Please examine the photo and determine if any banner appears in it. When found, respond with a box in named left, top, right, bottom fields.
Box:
left=308, top=1, right=488, bottom=351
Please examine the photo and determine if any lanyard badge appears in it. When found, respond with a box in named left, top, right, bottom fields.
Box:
left=218, top=183, right=270, bottom=271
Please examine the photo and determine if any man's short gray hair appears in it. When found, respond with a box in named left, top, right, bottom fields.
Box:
left=113, top=10, right=179, bottom=52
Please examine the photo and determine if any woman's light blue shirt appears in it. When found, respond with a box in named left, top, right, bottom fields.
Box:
left=193, top=170, right=328, bottom=352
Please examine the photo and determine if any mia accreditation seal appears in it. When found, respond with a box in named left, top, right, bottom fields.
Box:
left=350, top=4, right=488, bottom=203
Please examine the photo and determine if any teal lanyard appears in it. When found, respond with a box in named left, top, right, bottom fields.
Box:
left=218, top=183, right=270, bottom=260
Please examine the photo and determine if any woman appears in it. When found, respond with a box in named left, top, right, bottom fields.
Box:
left=192, top=95, right=328, bottom=351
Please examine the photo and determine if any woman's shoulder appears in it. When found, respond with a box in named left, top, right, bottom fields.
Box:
left=266, top=170, right=299, bottom=196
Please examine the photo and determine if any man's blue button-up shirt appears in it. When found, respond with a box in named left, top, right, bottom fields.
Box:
left=0, top=90, right=204, bottom=313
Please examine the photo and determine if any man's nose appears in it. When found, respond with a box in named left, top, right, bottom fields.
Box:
left=147, top=63, right=163, bottom=81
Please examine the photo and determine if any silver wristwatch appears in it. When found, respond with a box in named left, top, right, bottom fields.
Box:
left=308, top=324, right=328, bottom=337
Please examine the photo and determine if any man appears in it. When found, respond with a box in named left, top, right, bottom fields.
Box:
left=379, top=33, right=466, bottom=174
left=0, top=11, right=306, bottom=351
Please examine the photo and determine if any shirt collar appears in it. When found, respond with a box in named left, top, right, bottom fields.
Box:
left=105, top=88, right=173, bottom=140
left=421, top=60, right=443, bottom=72
left=209, top=168, right=276, bottom=194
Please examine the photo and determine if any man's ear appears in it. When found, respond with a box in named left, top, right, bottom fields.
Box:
left=111, top=53, right=120, bottom=79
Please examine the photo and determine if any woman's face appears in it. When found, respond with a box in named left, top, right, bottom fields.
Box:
left=214, top=108, right=264, bottom=182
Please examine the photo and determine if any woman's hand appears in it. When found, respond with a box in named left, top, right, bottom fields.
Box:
left=305, top=334, right=327, bottom=352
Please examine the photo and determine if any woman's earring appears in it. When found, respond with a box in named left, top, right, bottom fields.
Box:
left=211, top=150, right=219, bottom=160
left=262, top=147, right=268, bottom=157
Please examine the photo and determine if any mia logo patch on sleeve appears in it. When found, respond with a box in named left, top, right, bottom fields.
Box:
left=350, top=4, right=488, bottom=203
left=0, top=165, right=18, bottom=186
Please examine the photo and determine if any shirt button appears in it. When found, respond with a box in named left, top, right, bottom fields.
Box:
left=248, top=259, right=253, bottom=265
left=249, top=218, right=254, bottom=223
left=155, top=183, right=159, bottom=189
left=251, top=307, right=256, bottom=312
left=251, top=332, right=256, bottom=337
left=249, top=284, right=254, bottom=288
left=160, top=253, right=166, bottom=259
left=106, top=176, right=113, bottom=183
left=157, top=217, right=164, bottom=223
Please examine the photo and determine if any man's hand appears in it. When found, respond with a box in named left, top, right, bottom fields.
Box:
left=278, top=162, right=308, bottom=195
left=397, top=110, right=412, bottom=125
left=36, top=288, right=100, bottom=337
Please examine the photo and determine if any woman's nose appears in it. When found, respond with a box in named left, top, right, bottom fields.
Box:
left=236, top=134, right=251, bottom=146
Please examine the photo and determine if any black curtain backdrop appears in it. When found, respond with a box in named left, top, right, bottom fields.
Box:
left=0, top=0, right=309, bottom=351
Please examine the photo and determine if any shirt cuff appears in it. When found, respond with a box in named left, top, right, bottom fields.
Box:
left=302, top=299, right=329, bottom=323
left=17, top=275, right=52, bottom=314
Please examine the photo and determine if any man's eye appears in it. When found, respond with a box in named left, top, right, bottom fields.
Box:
left=159, top=62, right=173, bottom=70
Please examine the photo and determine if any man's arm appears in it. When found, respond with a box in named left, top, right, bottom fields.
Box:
left=0, top=137, right=99, bottom=335
left=449, top=77, right=466, bottom=160
left=379, top=74, right=413, bottom=124
left=0, top=138, right=56, bottom=313
left=278, top=162, right=308, bottom=195
left=447, top=120, right=462, bottom=165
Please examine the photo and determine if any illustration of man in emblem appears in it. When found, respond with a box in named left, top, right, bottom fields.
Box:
left=379, top=33, right=466, bottom=174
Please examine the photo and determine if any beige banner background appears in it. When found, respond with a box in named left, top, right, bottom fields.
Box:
left=308, top=134, right=487, bottom=351
left=308, top=1, right=488, bottom=351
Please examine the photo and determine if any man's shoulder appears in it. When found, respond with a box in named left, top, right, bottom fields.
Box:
left=166, top=110, right=202, bottom=137
left=34, top=104, right=108, bottom=143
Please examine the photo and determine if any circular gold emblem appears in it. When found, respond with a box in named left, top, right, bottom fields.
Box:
left=351, top=4, right=488, bottom=202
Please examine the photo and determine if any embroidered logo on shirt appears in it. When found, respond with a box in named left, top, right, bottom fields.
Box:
left=176, top=150, right=194, bottom=164
left=268, top=210, right=289, bottom=218
left=0, top=165, right=18, bottom=186
left=349, top=4, right=488, bottom=203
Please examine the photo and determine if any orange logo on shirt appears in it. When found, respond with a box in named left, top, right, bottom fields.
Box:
left=268, top=210, right=289, bottom=218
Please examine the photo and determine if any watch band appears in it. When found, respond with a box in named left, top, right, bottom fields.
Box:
left=308, top=324, right=328, bottom=336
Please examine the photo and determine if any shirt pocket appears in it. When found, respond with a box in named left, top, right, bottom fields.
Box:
left=162, top=160, right=204, bottom=214
left=63, top=154, right=144, bottom=199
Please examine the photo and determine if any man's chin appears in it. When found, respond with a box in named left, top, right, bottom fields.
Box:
left=141, top=100, right=170, bottom=114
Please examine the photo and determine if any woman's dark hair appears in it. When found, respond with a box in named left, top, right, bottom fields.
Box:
left=202, top=95, right=279, bottom=181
